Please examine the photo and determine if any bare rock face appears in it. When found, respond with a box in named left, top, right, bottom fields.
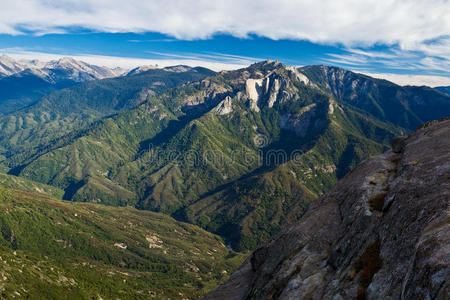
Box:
left=214, top=96, right=233, bottom=115
left=244, top=62, right=302, bottom=112
left=205, top=119, right=450, bottom=299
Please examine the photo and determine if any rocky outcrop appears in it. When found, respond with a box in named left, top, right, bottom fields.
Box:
left=245, top=78, right=264, bottom=112
left=244, top=61, right=303, bottom=112
left=205, top=119, right=450, bottom=299
left=214, top=96, right=233, bottom=115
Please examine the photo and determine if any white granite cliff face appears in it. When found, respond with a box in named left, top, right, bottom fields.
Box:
left=286, top=66, right=310, bottom=85
left=214, top=96, right=233, bottom=115
left=186, top=61, right=337, bottom=140
left=174, top=60, right=313, bottom=119
left=205, top=119, right=450, bottom=300
left=244, top=63, right=307, bottom=112
left=245, top=78, right=265, bottom=112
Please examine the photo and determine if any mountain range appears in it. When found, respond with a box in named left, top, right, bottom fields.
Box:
left=300, top=66, right=450, bottom=129
left=0, top=57, right=449, bottom=297
left=0, top=64, right=213, bottom=165
left=1, top=60, right=449, bottom=251
left=0, top=55, right=125, bottom=80
left=0, top=55, right=127, bottom=115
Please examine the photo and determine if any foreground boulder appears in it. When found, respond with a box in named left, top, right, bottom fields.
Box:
left=206, top=119, right=450, bottom=299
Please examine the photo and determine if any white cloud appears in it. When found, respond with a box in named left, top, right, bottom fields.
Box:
left=145, top=51, right=260, bottom=66
left=361, top=72, right=450, bottom=87
left=323, top=45, right=450, bottom=75
left=1, top=1, right=449, bottom=78
left=0, top=0, right=448, bottom=50
left=1, top=49, right=251, bottom=71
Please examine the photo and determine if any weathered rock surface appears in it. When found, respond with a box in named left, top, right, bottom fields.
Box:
left=243, top=61, right=303, bottom=112
left=214, top=96, right=233, bottom=115
left=205, top=119, right=450, bottom=299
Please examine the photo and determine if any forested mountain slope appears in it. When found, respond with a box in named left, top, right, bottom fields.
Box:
left=0, top=66, right=214, bottom=168
left=4, top=61, right=417, bottom=250
left=0, top=184, right=244, bottom=298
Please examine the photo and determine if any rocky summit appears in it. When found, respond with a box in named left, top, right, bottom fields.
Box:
left=205, top=118, right=450, bottom=299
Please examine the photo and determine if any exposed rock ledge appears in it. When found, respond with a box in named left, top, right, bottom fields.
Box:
left=205, top=119, right=450, bottom=299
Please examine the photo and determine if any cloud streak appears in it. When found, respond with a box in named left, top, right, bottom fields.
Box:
left=323, top=44, right=450, bottom=76
left=145, top=51, right=260, bottom=66
left=0, top=48, right=251, bottom=71
left=362, top=73, right=450, bottom=87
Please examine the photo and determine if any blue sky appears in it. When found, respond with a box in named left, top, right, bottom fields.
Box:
left=0, top=0, right=449, bottom=86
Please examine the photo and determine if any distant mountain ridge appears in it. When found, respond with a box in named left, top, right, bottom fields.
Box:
left=0, top=65, right=214, bottom=165
left=299, top=65, right=450, bottom=130
left=435, top=86, right=450, bottom=95
left=0, top=54, right=125, bottom=80
left=0, top=55, right=128, bottom=115
left=0, top=54, right=26, bottom=76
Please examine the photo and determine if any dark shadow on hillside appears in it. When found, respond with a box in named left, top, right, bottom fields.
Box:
left=171, top=125, right=326, bottom=223
left=62, top=179, right=86, bottom=200
left=336, top=141, right=357, bottom=179
left=6, top=165, right=27, bottom=176
left=138, top=95, right=230, bottom=153
left=138, top=115, right=195, bottom=152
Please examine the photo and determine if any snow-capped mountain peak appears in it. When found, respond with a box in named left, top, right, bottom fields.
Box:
left=126, top=65, right=157, bottom=76
left=0, top=54, right=127, bottom=81
left=0, top=54, right=27, bottom=76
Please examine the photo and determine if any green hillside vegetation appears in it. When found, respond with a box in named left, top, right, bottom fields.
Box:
left=0, top=185, right=244, bottom=299
left=0, top=72, right=74, bottom=115
left=179, top=96, right=399, bottom=250
left=0, top=67, right=214, bottom=169
left=0, top=172, right=64, bottom=199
